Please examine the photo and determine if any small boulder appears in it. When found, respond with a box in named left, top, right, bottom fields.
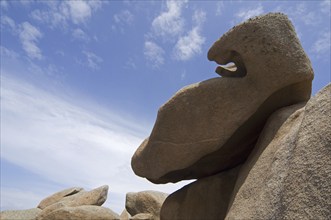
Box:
left=37, top=185, right=109, bottom=220
left=125, top=191, right=168, bottom=220
left=37, top=187, right=83, bottom=209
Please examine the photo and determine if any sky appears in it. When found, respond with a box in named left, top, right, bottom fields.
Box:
left=1, top=0, right=330, bottom=214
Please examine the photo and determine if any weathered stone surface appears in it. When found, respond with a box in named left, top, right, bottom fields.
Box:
left=37, top=187, right=83, bottom=209
left=160, top=166, right=240, bottom=220
left=37, top=185, right=108, bottom=219
left=0, top=208, right=41, bottom=220
left=226, top=84, right=331, bottom=219
left=120, top=209, right=131, bottom=220
left=131, top=13, right=313, bottom=184
left=126, top=191, right=168, bottom=220
left=40, top=205, right=120, bottom=220
left=130, top=213, right=153, bottom=220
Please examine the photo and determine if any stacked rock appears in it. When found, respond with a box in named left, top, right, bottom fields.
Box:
left=131, top=13, right=331, bottom=220
left=0, top=185, right=120, bottom=220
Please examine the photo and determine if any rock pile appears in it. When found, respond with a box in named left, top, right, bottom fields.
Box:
left=0, top=187, right=168, bottom=220
left=0, top=185, right=120, bottom=220
left=131, top=12, right=331, bottom=220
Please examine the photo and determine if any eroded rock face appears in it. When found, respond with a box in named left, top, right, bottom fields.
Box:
left=226, top=84, right=331, bottom=219
left=37, top=187, right=84, bottom=209
left=131, top=13, right=314, bottom=184
left=125, top=191, right=168, bottom=220
left=40, top=205, right=120, bottom=220
left=160, top=166, right=240, bottom=220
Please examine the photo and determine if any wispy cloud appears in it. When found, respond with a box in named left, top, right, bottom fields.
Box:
left=112, top=10, right=134, bottom=33
left=320, top=0, right=331, bottom=15
left=151, top=0, right=187, bottom=39
left=0, top=74, right=191, bottom=213
left=114, top=10, right=134, bottom=25
left=72, top=28, right=90, bottom=42
left=173, top=10, right=206, bottom=61
left=0, top=46, right=20, bottom=59
left=235, top=5, right=264, bottom=21
left=173, top=27, right=205, bottom=61
left=83, top=51, right=103, bottom=70
left=30, top=0, right=103, bottom=28
left=216, top=1, right=224, bottom=16
left=1, top=15, right=16, bottom=32
left=311, top=30, right=331, bottom=55
left=144, top=41, right=165, bottom=68
left=19, top=22, right=43, bottom=60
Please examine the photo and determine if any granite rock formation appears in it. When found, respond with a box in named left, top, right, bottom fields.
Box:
left=131, top=12, right=330, bottom=220
left=131, top=12, right=314, bottom=184
left=226, top=84, right=331, bottom=219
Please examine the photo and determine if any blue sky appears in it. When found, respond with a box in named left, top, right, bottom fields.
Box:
left=1, top=0, right=330, bottom=214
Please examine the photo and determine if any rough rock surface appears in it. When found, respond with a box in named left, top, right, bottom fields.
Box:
left=120, top=209, right=131, bottom=220
left=226, top=84, right=331, bottom=219
left=160, top=166, right=240, bottom=220
left=37, top=187, right=83, bottom=209
left=126, top=191, right=168, bottom=220
left=131, top=13, right=314, bottom=184
left=37, top=185, right=109, bottom=220
left=0, top=208, right=41, bottom=220
left=130, top=213, right=154, bottom=220
left=40, top=205, right=120, bottom=220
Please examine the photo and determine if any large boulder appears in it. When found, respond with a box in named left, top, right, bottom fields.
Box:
left=37, top=187, right=83, bottom=209
left=0, top=208, right=41, bottom=220
left=125, top=191, right=168, bottom=220
left=131, top=13, right=314, bottom=184
left=160, top=166, right=240, bottom=220
left=39, top=205, right=120, bottom=220
left=37, top=185, right=108, bottom=220
left=226, top=84, right=331, bottom=219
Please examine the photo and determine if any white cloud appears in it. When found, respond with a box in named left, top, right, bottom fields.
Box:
left=311, top=31, right=331, bottom=55
left=114, top=10, right=134, bottom=25
left=235, top=5, right=264, bottom=21
left=83, top=51, right=103, bottom=70
left=173, top=27, right=205, bottom=61
left=19, top=22, right=43, bottom=60
left=173, top=9, right=206, bottom=61
left=30, top=1, right=103, bottom=28
left=0, top=74, right=192, bottom=213
left=144, top=41, right=165, bottom=68
left=151, top=0, right=187, bottom=39
left=72, top=28, right=90, bottom=42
